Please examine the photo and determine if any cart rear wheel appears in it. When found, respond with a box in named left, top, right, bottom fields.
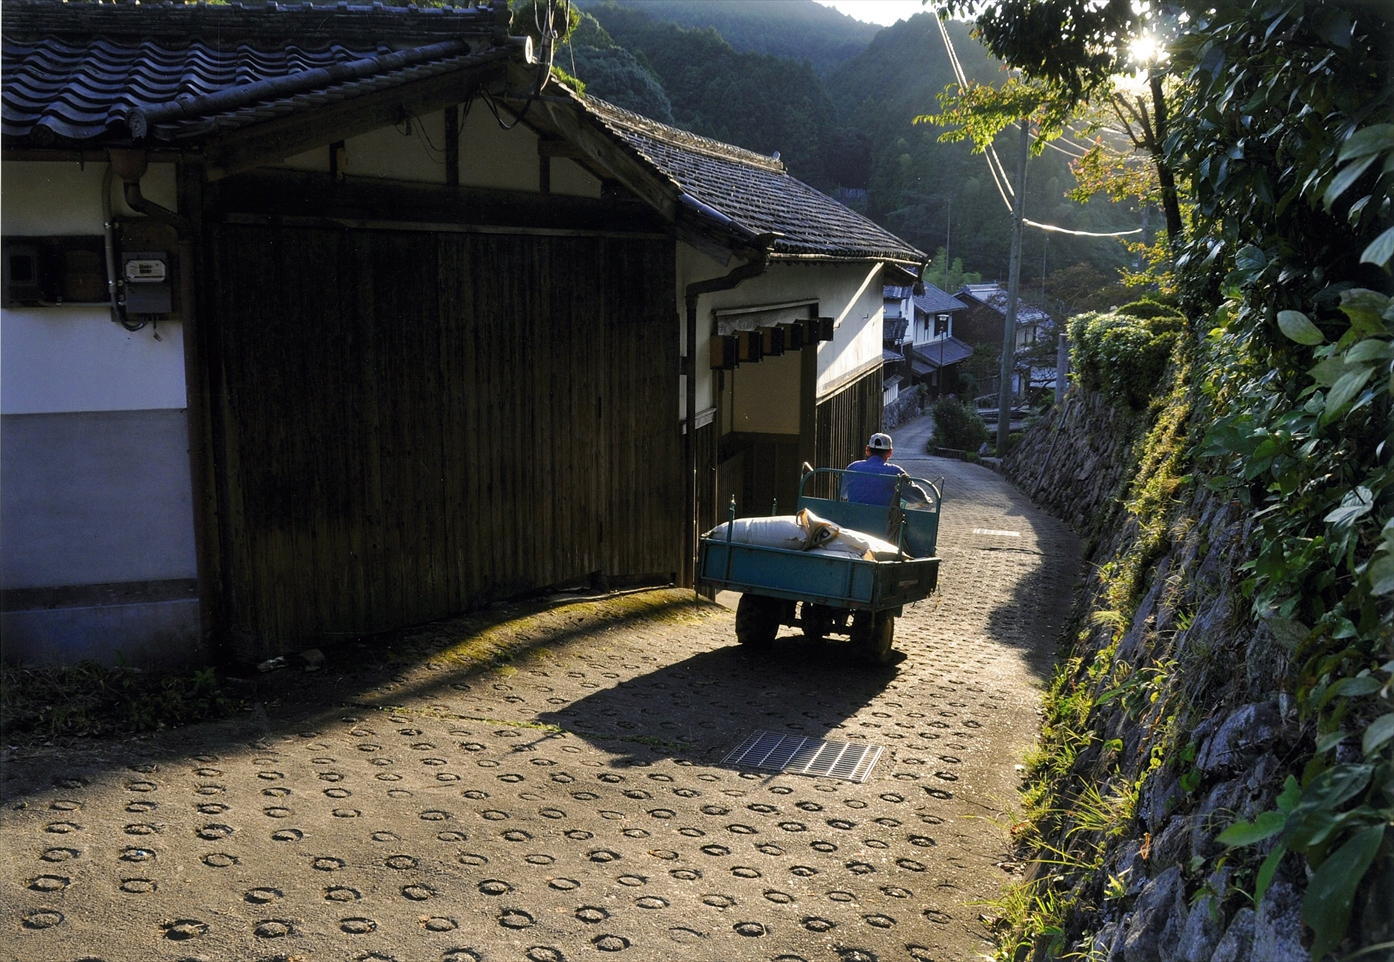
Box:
left=852, top=611, right=896, bottom=664
left=736, top=594, right=781, bottom=649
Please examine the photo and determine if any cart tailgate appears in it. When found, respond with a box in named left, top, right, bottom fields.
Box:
left=698, top=540, right=939, bottom=610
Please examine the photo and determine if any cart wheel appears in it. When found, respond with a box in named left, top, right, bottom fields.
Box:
left=801, top=603, right=835, bottom=642
left=735, top=594, right=780, bottom=649
left=852, top=611, right=896, bottom=664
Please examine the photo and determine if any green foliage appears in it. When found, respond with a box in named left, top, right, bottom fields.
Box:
left=578, top=2, right=841, bottom=187
left=930, top=396, right=990, bottom=452
left=996, top=0, right=1394, bottom=956
left=1067, top=309, right=1181, bottom=408
left=511, top=0, right=583, bottom=45
left=935, top=0, right=1142, bottom=103
left=1173, top=9, right=1393, bottom=959
left=1115, top=298, right=1183, bottom=323
left=922, top=246, right=982, bottom=292
left=567, top=15, right=675, bottom=122
left=0, top=662, right=243, bottom=738
left=1206, top=289, right=1394, bottom=960
left=1042, top=262, right=1135, bottom=318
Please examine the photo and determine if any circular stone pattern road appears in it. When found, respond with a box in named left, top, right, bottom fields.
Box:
left=2, top=449, right=1080, bottom=962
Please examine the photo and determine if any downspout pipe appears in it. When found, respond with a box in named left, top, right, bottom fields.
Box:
left=109, top=148, right=187, bottom=230
left=681, top=230, right=775, bottom=593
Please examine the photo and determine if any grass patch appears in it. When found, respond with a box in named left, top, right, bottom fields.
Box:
left=0, top=662, right=244, bottom=739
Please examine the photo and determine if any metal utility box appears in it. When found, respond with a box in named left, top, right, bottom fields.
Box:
left=120, top=250, right=173, bottom=314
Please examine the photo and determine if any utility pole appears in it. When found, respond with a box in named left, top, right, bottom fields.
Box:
left=1055, top=332, right=1068, bottom=405
left=996, top=119, right=1029, bottom=455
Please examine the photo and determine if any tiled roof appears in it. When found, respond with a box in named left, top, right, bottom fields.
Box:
left=1, top=1, right=510, bottom=148
left=581, top=97, right=924, bottom=266
left=909, top=337, right=973, bottom=374
left=956, top=283, right=1052, bottom=325
left=884, top=315, right=909, bottom=343
left=913, top=283, right=967, bottom=315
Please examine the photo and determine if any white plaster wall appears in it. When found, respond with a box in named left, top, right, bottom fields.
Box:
left=1, top=160, right=197, bottom=622
left=1, top=162, right=187, bottom=415
left=2, top=308, right=187, bottom=414
left=277, top=107, right=601, bottom=197
left=282, top=119, right=447, bottom=183
left=677, top=245, right=888, bottom=420
left=458, top=105, right=544, bottom=192
left=2, top=159, right=177, bottom=232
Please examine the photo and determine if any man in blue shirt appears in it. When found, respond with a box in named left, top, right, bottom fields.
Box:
left=842, top=432, right=928, bottom=506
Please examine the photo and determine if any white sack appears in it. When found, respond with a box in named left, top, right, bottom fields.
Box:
left=704, top=515, right=812, bottom=550
left=704, top=508, right=842, bottom=551
left=826, top=527, right=903, bottom=561
left=704, top=508, right=898, bottom=560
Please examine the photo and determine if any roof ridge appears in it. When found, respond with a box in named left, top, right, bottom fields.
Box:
left=581, top=95, right=785, bottom=174
left=0, top=0, right=509, bottom=45
left=124, top=37, right=472, bottom=138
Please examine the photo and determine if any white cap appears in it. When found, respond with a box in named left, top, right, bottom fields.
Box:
left=868, top=432, right=893, bottom=451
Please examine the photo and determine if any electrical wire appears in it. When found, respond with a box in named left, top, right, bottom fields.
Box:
left=483, top=0, right=561, bottom=131
left=932, top=16, right=1143, bottom=239
left=1024, top=219, right=1142, bottom=237
left=1037, top=136, right=1090, bottom=159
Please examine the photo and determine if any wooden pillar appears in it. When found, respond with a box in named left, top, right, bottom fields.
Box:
left=176, top=157, right=223, bottom=660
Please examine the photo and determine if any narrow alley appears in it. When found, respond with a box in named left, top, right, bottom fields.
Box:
left=2, top=438, right=1080, bottom=962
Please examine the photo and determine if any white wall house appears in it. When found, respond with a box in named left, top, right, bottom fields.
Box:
left=883, top=282, right=970, bottom=395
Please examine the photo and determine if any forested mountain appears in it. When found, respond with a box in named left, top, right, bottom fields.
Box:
left=562, top=0, right=1138, bottom=288
left=570, top=3, right=841, bottom=188
left=573, top=0, right=878, bottom=73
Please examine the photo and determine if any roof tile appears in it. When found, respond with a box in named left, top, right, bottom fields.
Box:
left=583, top=97, right=923, bottom=265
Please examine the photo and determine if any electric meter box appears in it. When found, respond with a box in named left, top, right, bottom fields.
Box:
left=121, top=250, right=173, bottom=314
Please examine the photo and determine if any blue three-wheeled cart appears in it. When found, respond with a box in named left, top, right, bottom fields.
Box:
left=697, top=467, right=943, bottom=664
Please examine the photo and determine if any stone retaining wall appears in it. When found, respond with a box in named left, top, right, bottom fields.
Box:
left=996, top=385, right=1368, bottom=961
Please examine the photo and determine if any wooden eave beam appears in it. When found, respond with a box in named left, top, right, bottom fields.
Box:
left=532, top=97, right=679, bottom=223
left=208, top=167, right=668, bottom=235
left=202, top=58, right=508, bottom=178
left=2, top=147, right=183, bottom=164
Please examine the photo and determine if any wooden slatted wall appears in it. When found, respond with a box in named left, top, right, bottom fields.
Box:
left=815, top=366, right=884, bottom=472
left=207, top=224, right=679, bottom=660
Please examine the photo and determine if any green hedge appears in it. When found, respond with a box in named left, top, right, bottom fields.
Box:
left=1068, top=305, right=1183, bottom=408
left=931, top=396, right=989, bottom=452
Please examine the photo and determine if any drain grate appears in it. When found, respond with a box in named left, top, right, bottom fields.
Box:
left=721, top=731, right=883, bottom=783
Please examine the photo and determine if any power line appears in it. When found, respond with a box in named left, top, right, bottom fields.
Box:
left=1025, top=219, right=1141, bottom=237
left=930, top=17, right=1143, bottom=239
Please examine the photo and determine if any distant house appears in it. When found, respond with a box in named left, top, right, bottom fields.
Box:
left=0, top=0, right=923, bottom=667
left=953, top=283, right=1056, bottom=399
left=882, top=282, right=969, bottom=396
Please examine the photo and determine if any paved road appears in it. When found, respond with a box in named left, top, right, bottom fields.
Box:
left=1, top=418, right=1080, bottom=962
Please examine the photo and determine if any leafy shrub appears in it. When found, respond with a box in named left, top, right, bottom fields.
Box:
left=931, top=396, right=989, bottom=452
left=1116, top=297, right=1184, bottom=323
left=1068, top=309, right=1181, bottom=408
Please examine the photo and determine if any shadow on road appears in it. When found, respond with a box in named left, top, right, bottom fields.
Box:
left=535, top=634, right=899, bottom=767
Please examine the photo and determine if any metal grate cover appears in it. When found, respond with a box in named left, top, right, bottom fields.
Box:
left=721, top=730, right=883, bottom=783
